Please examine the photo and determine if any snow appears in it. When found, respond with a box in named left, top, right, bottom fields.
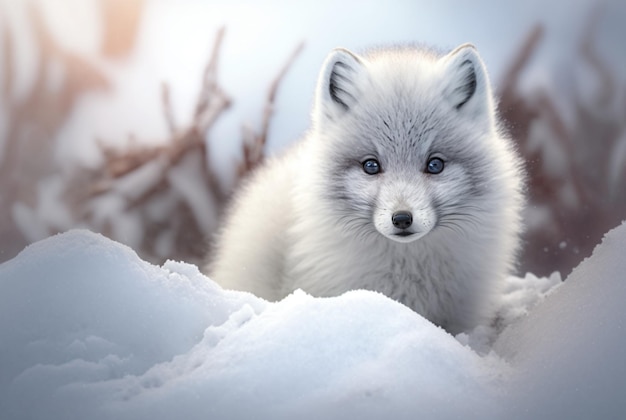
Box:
left=1, top=222, right=626, bottom=419
left=494, top=220, right=626, bottom=418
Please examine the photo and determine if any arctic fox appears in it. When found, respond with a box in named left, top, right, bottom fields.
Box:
left=207, top=44, right=524, bottom=334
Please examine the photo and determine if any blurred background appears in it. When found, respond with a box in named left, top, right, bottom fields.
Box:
left=0, top=0, right=625, bottom=278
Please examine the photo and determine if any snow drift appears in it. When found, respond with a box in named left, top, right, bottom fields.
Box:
left=0, top=221, right=625, bottom=419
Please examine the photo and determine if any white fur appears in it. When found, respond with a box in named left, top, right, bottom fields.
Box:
left=206, top=44, right=524, bottom=334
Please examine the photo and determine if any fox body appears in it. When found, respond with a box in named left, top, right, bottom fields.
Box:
left=207, top=44, right=524, bottom=334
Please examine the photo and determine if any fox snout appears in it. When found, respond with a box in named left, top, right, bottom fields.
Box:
left=373, top=203, right=436, bottom=244
left=392, top=210, right=413, bottom=230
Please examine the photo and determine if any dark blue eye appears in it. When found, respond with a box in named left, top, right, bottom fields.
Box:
left=362, top=159, right=381, bottom=175
left=426, top=157, right=444, bottom=174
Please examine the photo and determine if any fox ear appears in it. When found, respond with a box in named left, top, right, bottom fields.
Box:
left=441, top=44, right=494, bottom=118
left=315, top=48, right=366, bottom=120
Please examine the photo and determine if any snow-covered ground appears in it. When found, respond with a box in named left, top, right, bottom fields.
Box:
left=1, top=221, right=625, bottom=419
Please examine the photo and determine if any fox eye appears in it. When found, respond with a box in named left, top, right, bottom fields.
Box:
left=362, top=159, right=381, bottom=175
left=426, top=157, right=444, bottom=174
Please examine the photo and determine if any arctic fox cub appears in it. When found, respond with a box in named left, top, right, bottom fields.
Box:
left=207, top=44, right=524, bottom=334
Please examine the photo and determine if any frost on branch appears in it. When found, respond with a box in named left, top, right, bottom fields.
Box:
left=0, top=3, right=302, bottom=266
left=0, top=3, right=110, bottom=259
left=68, top=27, right=232, bottom=264
left=64, top=29, right=303, bottom=265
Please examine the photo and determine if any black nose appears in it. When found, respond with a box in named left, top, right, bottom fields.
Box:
left=392, top=211, right=413, bottom=230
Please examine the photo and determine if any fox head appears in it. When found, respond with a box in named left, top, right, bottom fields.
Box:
left=308, top=44, right=519, bottom=244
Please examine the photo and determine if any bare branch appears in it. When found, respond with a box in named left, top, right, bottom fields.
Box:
left=498, top=24, right=544, bottom=101
left=238, top=41, right=305, bottom=178
left=579, top=4, right=613, bottom=107
left=263, top=41, right=305, bottom=132
left=161, top=82, right=177, bottom=135
left=194, top=26, right=230, bottom=131
left=1, top=13, right=13, bottom=103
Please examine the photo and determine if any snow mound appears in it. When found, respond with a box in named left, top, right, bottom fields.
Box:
left=1, top=222, right=626, bottom=419
left=494, top=219, right=626, bottom=419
